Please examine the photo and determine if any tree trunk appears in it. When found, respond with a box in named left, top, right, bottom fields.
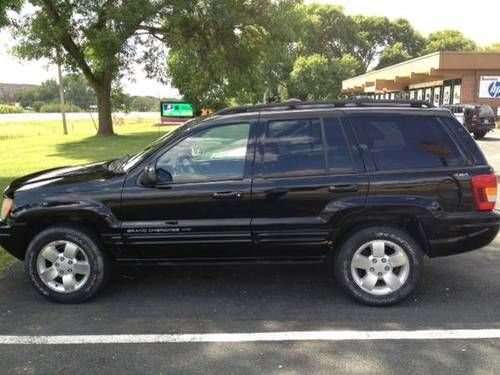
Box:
left=94, top=75, right=115, bottom=136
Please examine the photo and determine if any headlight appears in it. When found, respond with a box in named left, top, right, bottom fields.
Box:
left=0, top=198, right=13, bottom=221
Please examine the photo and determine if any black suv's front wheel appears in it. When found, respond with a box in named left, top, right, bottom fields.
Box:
left=335, top=226, right=423, bottom=306
left=25, top=225, right=109, bottom=303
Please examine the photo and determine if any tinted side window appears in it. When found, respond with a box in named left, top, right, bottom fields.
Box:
left=323, top=118, right=354, bottom=171
left=264, top=119, right=325, bottom=176
left=351, top=114, right=467, bottom=170
left=479, top=105, right=494, bottom=117
left=441, top=117, right=486, bottom=165
left=157, top=123, right=250, bottom=183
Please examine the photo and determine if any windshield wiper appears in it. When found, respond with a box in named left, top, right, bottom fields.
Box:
left=108, top=154, right=131, bottom=173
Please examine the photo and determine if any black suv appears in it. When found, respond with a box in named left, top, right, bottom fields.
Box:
left=1, top=100, right=499, bottom=305
left=443, top=103, right=497, bottom=139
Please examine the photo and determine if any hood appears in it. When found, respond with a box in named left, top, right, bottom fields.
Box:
left=4, top=161, right=119, bottom=197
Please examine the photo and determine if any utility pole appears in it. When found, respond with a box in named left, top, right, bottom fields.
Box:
left=57, top=59, right=68, bottom=135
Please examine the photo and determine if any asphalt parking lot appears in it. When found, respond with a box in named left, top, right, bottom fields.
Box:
left=1, top=129, right=500, bottom=375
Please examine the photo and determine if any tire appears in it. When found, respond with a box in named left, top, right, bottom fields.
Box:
left=25, top=225, right=110, bottom=303
left=334, top=226, right=423, bottom=306
left=474, top=131, right=486, bottom=140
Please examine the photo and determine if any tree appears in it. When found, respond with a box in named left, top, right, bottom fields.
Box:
left=387, top=19, right=425, bottom=58
left=349, top=16, right=424, bottom=72
left=164, top=0, right=301, bottom=110
left=0, top=0, right=21, bottom=27
left=287, top=53, right=361, bottom=101
left=17, top=79, right=59, bottom=108
left=11, top=0, right=175, bottom=135
left=130, top=96, right=160, bottom=112
left=483, top=43, right=500, bottom=52
left=64, top=74, right=96, bottom=110
left=297, top=13, right=423, bottom=73
left=376, top=42, right=412, bottom=69
left=423, top=30, right=477, bottom=54
left=298, top=4, right=358, bottom=60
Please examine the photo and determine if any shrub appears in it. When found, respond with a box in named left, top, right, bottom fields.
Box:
left=0, top=104, right=23, bottom=114
left=38, top=103, right=83, bottom=113
left=32, top=101, right=45, bottom=112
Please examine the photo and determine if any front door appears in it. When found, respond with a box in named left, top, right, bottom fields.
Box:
left=119, top=121, right=256, bottom=260
left=250, top=113, right=368, bottom=258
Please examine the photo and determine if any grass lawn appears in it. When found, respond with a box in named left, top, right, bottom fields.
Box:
left=0, top=115, right=173, bottom=277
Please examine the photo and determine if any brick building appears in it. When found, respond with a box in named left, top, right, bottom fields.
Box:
left=342, top=52, right=500, bottom=115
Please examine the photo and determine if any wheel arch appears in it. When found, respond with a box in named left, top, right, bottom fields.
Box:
left=330, top=212, right=431, bottom=257
left=12, top=210, right=118, bottom=260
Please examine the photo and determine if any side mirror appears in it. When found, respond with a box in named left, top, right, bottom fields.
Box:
left=140, top=164, right=158, bottom=186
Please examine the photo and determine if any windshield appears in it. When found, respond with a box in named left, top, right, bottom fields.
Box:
left=121, top=117, right=205, bottom=172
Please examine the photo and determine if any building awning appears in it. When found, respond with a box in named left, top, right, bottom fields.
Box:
left=342, top=52, right=500, bottom=94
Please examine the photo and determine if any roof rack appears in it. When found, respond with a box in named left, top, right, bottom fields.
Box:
left=215, top=99, right=434, bottom=116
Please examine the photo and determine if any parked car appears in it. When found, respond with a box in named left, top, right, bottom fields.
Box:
left=1, top=99, right=499, bottom=305
left=443, top=103, right=496, bottom=139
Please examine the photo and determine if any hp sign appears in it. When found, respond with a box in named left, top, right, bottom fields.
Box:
left=480, top=76, right=500, bottom=99
left=488, top=81, right=500, bottom=98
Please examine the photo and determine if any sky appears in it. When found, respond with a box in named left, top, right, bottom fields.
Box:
left=0, top=0, right=499, bottom=97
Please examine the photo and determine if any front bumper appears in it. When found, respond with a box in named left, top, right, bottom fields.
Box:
left=420, top=210, right=500, bottom=257
left=0, top=221, right=23, bottom=260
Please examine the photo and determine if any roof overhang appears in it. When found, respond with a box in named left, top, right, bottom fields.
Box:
left=342, top=52, right=500, bottom=94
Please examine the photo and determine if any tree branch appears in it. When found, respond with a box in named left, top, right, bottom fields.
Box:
left=40, top=0, right=96, bottom=84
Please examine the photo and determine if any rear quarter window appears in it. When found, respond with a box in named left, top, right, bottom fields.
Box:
left=441, top=116, right=487, bottom=165
left=479, top=105, right=494, bottom=117
left=351, top=114, right=467, bottom=170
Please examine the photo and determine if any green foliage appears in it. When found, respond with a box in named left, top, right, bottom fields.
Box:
left=11, top=0, right=176, bottom=135
left=0, top=103, right=23, bottom=114
left=64, top=75, right=97, bottom=110
left=376, top=42, right=412, bottom=69
left=17, top=75, right=94, bottom=110
left=18, top=80, right=59, bottom=108
left=298, top=4, right=358, bottom=60
left=130, top=96, right=160, bottom=112
left=165, top=2, right=430, bottom=106
left=39, top=103, right=83, bottom=113
left=17, top=74, right=156, bottom=112
left=32, top=101, right=45, bottom=112
left=387, top=19, right=425, bottom=57
left=423, top=30, right=477, bottom=54
left=287, top=54, right=361, bottom=101
left=165, top=0, right=301, bottom=109
left=0, top=0, right=21, bottom=28
left=483, top=43, right=500, bottom=52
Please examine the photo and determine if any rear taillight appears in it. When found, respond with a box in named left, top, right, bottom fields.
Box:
left=472, top=114, right=479, bottom=123
left=471, top=174, right=497, bottom=211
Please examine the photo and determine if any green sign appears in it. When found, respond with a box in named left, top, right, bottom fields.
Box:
left=160, top=102, right=194, bottom=118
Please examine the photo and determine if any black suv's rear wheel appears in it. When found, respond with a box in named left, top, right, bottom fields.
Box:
left=25, top=226, right=109, bottom=303
left=335, top=226, right=423, bottom=306
left=474, top=131, right=486, bottom=139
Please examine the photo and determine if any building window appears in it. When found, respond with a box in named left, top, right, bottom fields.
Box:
left=433, top=86, right=442, bottom=106
left=443, top=86, right=451, bottom=105
left=453, top=84, right=461, bottom=104
left=424, top=88, right=432, bottom=102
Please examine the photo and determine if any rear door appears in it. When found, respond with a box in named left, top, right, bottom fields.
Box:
left=348, top=111, right=472, bottom=213
left=250, top=111, right=368, bottom=258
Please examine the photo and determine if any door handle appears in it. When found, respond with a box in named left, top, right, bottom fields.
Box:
left=212, top=191, right=244, bottom=199
left=328, top=184, right=359, bottom=193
